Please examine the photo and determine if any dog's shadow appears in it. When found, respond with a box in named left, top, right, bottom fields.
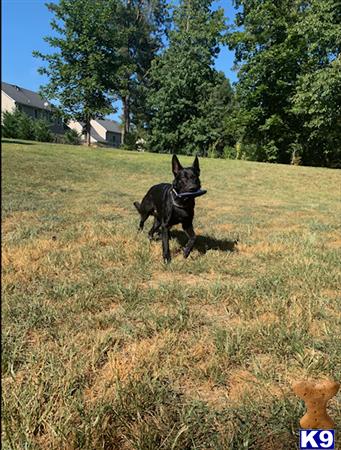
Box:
left=171, top=230, right=238, bottom=254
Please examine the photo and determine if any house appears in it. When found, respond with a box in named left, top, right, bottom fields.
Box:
left=68, top=119, right=122, bottom=147
left=1, top=81, right=65, bottom=134
left=1, top=82, right=123, bottom=146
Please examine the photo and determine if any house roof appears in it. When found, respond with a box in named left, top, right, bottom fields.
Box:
left=1, top=82, right=52, bottom=110
left=97, top=119, right=121, bottom=133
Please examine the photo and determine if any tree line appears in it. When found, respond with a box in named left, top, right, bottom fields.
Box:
left=34, top=0, right=341, bottom=167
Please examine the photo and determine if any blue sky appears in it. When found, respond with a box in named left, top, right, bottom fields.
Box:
left=2, top=0, right=238, bottom=120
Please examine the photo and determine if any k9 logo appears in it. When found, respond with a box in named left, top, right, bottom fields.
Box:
left=300, top=430, right=335, bottom=449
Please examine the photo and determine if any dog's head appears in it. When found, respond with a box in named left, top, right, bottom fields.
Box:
left=172, top=155, right=201, bottom=194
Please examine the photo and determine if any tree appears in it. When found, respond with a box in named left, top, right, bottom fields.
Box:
left=34, top=119, right=53, bottom=142
left=202, top=72, right=236, bottom=156
left=227, top=0, right=341, bottom=166
left=1, top=109, right=52, bottom=142
left=227, top=0, right=305, bottom=163
left=147, top=0, right=227, bottom=155
left=291, top=0, right=341, bottom=166
left=292, top=57, right=341, bottom=166
left=116, top=0, right=169, bottom=143
left=34, top=0, right=121, bottom=146
left=1, top=109, right=21, bottom=138
left=64, top=129, right=81, bottom=145
left=17, top=112, right=36, bottom=140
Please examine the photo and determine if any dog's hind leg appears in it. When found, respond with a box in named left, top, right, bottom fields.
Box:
left=138, top=211, right=151, bottom=231
left=134, top=201, right=153, bottom=231
left=148, top=217, right=161, bottom=240
left=182, top=223, right=196, bottom=258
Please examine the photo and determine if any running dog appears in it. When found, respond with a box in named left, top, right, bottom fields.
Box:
left=133, top=155, right=206, bottom=263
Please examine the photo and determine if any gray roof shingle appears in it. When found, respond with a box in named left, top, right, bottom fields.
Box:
left=2, top=82, right=52, bottom=110
left=96, top=119, right=121, bottom=133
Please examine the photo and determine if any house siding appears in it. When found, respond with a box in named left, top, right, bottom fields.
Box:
left=91, top=120, right=107, bottom=142
left=68, top=120, right=122, bottom=146
left=68, top=120, right=83, bottom=134
left=50, top=119, right=66, bottom=135
left=1, top=91, right=16, bottom=115
left=68, top=120, right=105, bottom=144
left=18, top=105, right=64, bottom=134
left=106, top=131, right=122, bottom=147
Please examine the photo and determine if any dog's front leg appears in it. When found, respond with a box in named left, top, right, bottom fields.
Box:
left=183, top=224, right=196, bottom=258
left=161, top=225, right=171, bottom=263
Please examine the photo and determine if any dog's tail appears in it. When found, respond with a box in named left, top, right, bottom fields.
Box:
left=133, top=201, right=141, bottom=214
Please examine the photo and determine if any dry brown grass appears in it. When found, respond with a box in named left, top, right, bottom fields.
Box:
left=2, top=142, right=341, bottom=449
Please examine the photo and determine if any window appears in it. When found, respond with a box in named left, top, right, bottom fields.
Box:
left=34, top=109, right=39, bottom=119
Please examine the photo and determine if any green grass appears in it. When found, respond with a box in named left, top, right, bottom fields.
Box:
left=2, top=138, right=341, bottom=449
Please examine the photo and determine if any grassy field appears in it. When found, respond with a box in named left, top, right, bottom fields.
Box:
left=2, top=139, right=341, bottom=450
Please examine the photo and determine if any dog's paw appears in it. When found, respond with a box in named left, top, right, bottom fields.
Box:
left=163, top=256, right=171, bottom=264
left=183, top=248, right=191, bottom=258
left=148, top=234, right=161, bottom=242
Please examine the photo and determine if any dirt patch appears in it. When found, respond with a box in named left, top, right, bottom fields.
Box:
left=185, top=333, right=217, bottom=368
left=266, top=213, right=307, bottom=230
left=238, top=241, right=287, bottom=257
left=214, top=223, right=234, bottom=232
left=142, top=271, right=218, bottom=289
left=2, top=238, right=85, bottom=285
left=97, top=204, right=130, bottom=217
left=228, top=369, right=258, bottom=401
left=170, top=333, right=228, bottom=407
left=189, top=304, right=279, bottom=329
left=85, top=331, right=178, bottom=402
left=326, top=233, right=341, bottom=249
left=267, top=223, right=304, bottom=233
left=228, top=368, right=284, bottom=403
left=309, top=320, right=328, bottom=338
left=177, top=379, right=229, bottom=408
left=189, top=302, right=232, bottom=326
left=256, top=312, right=279, bottom=325
left=147, top=302, right=175, bottom=316
left=2, top=238, right=56, bottom=267
left=2, top=215, right=35, bottom=238
left=321, top=289, right=340, bottom=300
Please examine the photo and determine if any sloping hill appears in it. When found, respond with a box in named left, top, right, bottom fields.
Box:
left=2, top=139, right=341, bottom=449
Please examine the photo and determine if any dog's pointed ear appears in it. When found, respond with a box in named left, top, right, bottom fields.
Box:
left=192, top=155, right=200, bottom=175
left=172, top=155, right=183, bottom=176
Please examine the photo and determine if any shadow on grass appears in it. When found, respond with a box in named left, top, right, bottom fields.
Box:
left=171, top=230, right=238, bottom=254
left=2, top=139, right=36, bottom=145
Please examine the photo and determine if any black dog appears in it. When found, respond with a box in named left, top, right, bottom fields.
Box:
left=134, top=155, right=203, bottom=263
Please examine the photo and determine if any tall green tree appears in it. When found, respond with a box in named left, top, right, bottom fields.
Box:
left=203, top=72, right=236, bottom=156
left=116, top=0, right=169, bottom=143
left=34, top=0, right=121, bottom=146
left=228, top=0, right=341, bottom=166
left=291, top=0, right=341, bottom=166
left=228, top=0, right=304, bottom=163
left=147, top=0, right=227, bottom=155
